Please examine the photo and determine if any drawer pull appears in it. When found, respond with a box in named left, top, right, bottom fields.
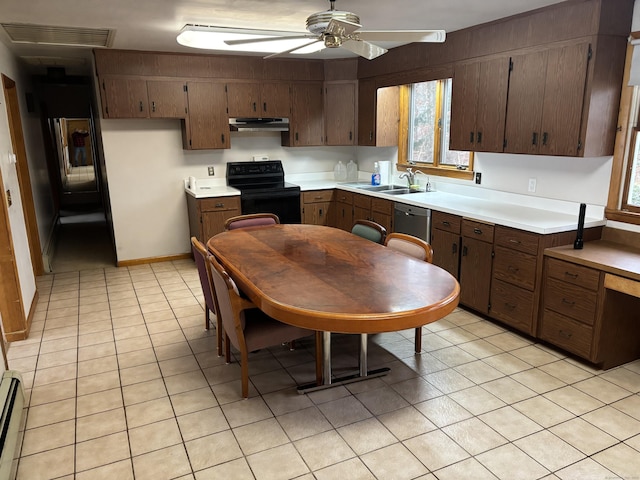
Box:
left=442, top=221, right=451, bottom=227
left=452, top=243, right=458, bottom=254
left=564, top=272, right=578, bottom=279
left=508, top=239, right=521, bottom=244
left=507, top=265, right=519, bottom=273
left=504, top=302, right=516, bottom=310
left=559, top=329, right=573, bottom=339
left=314, top=196, right=323, bottom=200
left=561, top=298, right=576, bottom=306
left=215, top=203, right=224, bottom=208
left=473, top=228, right=483, bottom=235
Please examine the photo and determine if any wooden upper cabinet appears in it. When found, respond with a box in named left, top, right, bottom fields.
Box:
left=450, top=57, right=509, bottom=152
left=147, top=80, right=188, bottom=118
left=324, top=82, right=356, bottom=146
left=226, top=82, right=291, bottom=117
left=358, top=80, right=399, bottom=147
left=101, top=77, right=149, bottom=118
left=183, top=82, right=230, bottom=150
left=504, top=42, right=590, bottom=156
left=101, top=78, right=187, bottom=119
left=285, top=82, right=324, bottom=147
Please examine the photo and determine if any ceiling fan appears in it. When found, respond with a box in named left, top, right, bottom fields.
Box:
left=225, top=0, right=446, bottom=60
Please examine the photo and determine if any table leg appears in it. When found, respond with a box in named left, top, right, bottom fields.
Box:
left=359, top=333, right=368, bottom=377
left=315, top=331, right=323, bottom=386
left=323, top=331, right=332, bottom=385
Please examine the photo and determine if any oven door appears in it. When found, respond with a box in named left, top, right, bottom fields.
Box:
left=241, top=189, right=301, bottom=224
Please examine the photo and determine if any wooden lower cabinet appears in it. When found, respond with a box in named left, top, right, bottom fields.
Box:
left=186, top=194, right=241, bottom=242
left=301, top=190, right=333, bottom=226
left=371, top=198, right=393, bottom=233
left=334, top=190, right=354, bottom=231
left=459, top=220, right=494, bottom=315
left=431, top=211, right=462, bottom=279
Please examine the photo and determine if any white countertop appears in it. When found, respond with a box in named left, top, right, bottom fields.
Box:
left=184, top=177, right=605, bottom=235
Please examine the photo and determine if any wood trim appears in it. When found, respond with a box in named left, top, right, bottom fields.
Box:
left=2, top=74, right=44, bottom=276
left=604, top=273, right=640, bottom=297
left=604, top=208, right=640, bottom=226
left=117, top=252, right=192, bottom=267
left=397, top=164, right=475, bottom=181
left=397, top=85, right=410, bottom=167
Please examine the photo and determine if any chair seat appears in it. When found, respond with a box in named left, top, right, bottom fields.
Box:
left=242, top=309, right=313, bottom=352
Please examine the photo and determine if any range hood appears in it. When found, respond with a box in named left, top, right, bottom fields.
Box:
left=229, top=117, right=289, bottom=132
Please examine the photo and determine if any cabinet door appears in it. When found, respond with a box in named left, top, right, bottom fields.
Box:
left=147, top=80, right=188, bottom=118
left=303, top=202, right=332, bottom=225
left=289, top=83, right=324, bottom=146
left=450, top=58, right=509, bottom=152
left=459, top=237, right=493, bottom=314
left=185, top=82, right=230, bottom=150
left=358, top=78, right=376, bottom=146
left=102, top=77, right=148, bottom=118
left=376, top=86, right=400, bottom=147
left=261, top=83, right=291, bottom=117
left=325, top=82, right=356, bottom=145
left=371, top=212, right=392, bottom=233
left=226, top=83, right=261, bottom=117
left=431, top=229, right=460, bottom=279
left=504, top=51, right=547, bottom=154
left=202, top=209, right=239, bottom=240
left=335, top=201, right=354, bottom=231
left=538, top=42, right=590, bottom=156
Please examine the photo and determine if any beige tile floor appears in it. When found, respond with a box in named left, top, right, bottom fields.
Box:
left=7, top=258, right=640, bottom=480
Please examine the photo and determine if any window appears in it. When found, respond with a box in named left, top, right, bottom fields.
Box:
left=399, top=79, right=473, bottom=178
left=622, top=90, right=640, bottom=214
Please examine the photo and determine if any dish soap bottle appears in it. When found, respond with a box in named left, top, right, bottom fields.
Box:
left=371, top=162, right=381, bottom=186
left=346, top=160, right=358, bottom=182
left=334, top=161, right=347, bottom=181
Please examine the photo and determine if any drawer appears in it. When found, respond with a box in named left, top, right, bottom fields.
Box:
left=199, top=196, right=241, bottom=212
left=462, top=219, right=494, bottom=243
left=335, top=190, right=353, bottom=204
left=303, top=190, right=334, bottom=203
left=371, top=197, right=393, bottom=215
left=546, top=257, right=600, bottom=291
left=489, top=279, right=535, bottom=335
left=544, top=277, right=597, bottom=326
left=432, top=211, right=461, bottom=234
left=354, top=193, right=372, bottom=209
left=540, top=309, right=593, bottom=359
left=494, top=226, right=539, bottom=255
left=492, top=245, right=537, bottom=291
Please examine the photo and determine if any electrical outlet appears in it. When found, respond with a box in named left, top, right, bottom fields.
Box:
left=528, top=178, right=537, bottom=192
left=475, top=172, right=482, bottom=184
left=208, top=166, right=215, bottom=176
left=252, top=155, right=269, bottom=161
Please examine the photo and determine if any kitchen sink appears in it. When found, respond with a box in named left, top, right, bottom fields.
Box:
left=380, top=188, right=413, bottom=195
left=351, top=184, right=408, bottom=192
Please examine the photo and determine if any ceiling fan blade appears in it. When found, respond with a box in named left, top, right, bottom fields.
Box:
left=225, top=34, right=314, bottom=46
left=325, top=18, right=362, bottom=36
left=263, top=39, right=323, bottom=59
left=341, top=39, right=387, bottom=60
left=357, top=30, right=446, bottom=43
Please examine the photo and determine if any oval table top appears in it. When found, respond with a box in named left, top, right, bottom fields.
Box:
left=207, top=224, right=460, bottom=334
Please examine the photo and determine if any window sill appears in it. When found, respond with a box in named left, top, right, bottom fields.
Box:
left=397, top=164, right=475, bottom=181
left=605, top=208, right=640, bottom=226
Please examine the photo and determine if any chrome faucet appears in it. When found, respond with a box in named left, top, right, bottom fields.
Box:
left=399, top=168, right=430, bottom=191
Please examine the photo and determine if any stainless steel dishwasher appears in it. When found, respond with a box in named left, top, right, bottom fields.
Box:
left=393, top=203, right=432, bottom=243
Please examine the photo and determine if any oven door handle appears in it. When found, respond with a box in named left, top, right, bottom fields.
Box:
left=241, top=190, right=300, bottom=201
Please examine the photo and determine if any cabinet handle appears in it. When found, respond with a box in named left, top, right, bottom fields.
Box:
left=542, top=132, right=548, bottom=145
left=221, top=134, right=225, bottom=144
left=319, top=208, right=323, bottom=217
left=564, top=272, right=578, bottom=279
left=559, top=329, right=573, bottom=339
left=561, top=298, right=576, bottom=306
left=470, top=132, right=474, bottom=143
left=215, top=203, right=224, bottom=208
left=139, top=101, right=144, bottom=112
left=532, top=132, right=538, bottom=145
left=152, top=101, right=156, bottom=113
left=442, top=221, right=450, bottom=227
left=476, top=131, right=482, bottom=144
left=349, top=131, right=353, bottom=141
left=252, top=102, right=257, bottom=112
left=263, top=102, right=267, bottom=112
left=452, top=243, right=458, bottom=254
left=508, top=239, right=521, bottom=244
left=507, top=265, right=519, bottom=273
left=314, top=196, right=323, bottom=200
left=473, top=228, right=483, bottom=235
left=504, top=302, right=516, bottom=310
left=462, top=246, right=468, bottom=256
left=296, top=132, right=299, bottom=141
left=369, top=131, right=373, bottom=141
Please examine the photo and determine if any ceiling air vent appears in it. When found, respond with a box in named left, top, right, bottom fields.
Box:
left=0, top=23, right=114, bottom=48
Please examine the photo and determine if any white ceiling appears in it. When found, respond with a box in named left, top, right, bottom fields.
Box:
left=0, top=0, right=569, bottom=73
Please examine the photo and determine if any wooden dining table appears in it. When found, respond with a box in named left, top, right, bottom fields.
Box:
left=207, top=224, right=460, bottom=392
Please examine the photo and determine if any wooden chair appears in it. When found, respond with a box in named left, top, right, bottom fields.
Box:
left=384, top=232, right=434, bottom=353
left=191, top=237, right=223, bottom=356
left=207, top=253, right=314, bottom=398
left=351, top=219, right=387, bottom=244
left=224, top=213, right=280, bottom=231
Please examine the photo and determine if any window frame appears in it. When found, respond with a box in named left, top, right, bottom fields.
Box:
left=397, top=82, right=474, bottom=180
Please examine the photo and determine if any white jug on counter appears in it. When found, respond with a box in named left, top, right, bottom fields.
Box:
left=346, top=160, right=358, bottom=182
left=334, top=161, right=347, bottom=181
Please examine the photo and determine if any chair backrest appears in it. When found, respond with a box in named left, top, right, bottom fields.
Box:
left=207, top=254, right=244, bottom=348
left=351, top=219, right=387, bottom=244
left=191, top=237, right=217, bottom=313
left=224, top=213, right=280, bottom=230
left=384, top=232, right=433, bottom=263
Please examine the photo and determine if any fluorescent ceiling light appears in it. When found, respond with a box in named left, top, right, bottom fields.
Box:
left=177, top=25, right=324, bottom=54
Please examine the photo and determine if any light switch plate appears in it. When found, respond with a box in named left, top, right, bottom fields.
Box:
left=208, top=166, right=215, bottom=176
left=528, top=178, right=537, bottom=192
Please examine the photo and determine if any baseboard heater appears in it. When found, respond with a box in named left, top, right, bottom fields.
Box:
left=0, top=372, right=24, bottom=480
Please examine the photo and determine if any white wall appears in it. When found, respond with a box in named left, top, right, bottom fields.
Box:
left=101, top=120, right=357, bottom=261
